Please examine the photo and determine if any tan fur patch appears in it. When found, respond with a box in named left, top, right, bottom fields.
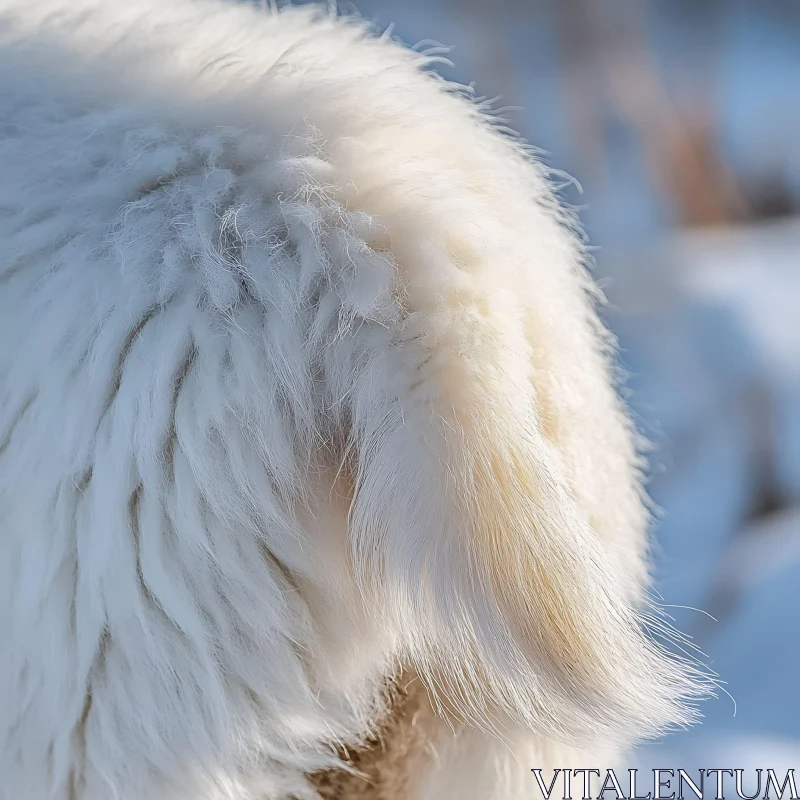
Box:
left=308, top=672, right=437, bottom=800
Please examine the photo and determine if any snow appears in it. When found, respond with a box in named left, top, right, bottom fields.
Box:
left=612, top=220, right=800, bottom=767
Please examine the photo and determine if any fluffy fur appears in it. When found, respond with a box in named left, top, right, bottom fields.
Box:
left=0, top=1, right=707, bottom=797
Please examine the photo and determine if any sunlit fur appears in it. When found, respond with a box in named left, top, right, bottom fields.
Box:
left=0, top=0, right=707, bottom=797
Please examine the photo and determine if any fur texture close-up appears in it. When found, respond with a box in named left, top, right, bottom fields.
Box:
left=0, top=0, right=709, bottom=798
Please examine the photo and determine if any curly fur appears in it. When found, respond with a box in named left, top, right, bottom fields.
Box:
left=0, top=0, right=708, bottom=797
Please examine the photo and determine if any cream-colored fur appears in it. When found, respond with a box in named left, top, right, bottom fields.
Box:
left=0, top=1, right=706, bottom=797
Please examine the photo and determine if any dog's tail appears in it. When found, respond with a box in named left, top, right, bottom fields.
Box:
left=326, top=89, right=710, bottom=749
left=343, top=253, right=707, bottom=748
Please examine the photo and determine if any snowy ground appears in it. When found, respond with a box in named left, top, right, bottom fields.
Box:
left=605, top=218, right=800, bottom=768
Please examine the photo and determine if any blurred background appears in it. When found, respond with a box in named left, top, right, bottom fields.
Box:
left=294, top=0, right=800, bottom=770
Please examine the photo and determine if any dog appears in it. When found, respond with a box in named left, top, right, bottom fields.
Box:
left=0, top=0, right=707, bottom=797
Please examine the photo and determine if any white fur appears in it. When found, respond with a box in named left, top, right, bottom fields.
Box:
left=0, top=1, right=707, bottom=797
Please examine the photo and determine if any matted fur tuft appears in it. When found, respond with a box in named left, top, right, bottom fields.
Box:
left=0, top=0, right=709, bottom=798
